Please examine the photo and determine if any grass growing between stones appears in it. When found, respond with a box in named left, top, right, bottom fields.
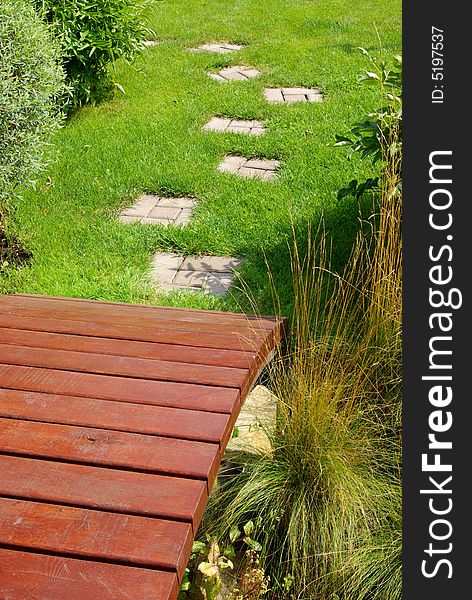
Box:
left=1, top=0, right=400, bottom=316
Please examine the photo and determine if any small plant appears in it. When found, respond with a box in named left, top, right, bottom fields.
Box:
left=232, top=551, right=270, bottom=600
left=179, top=522, right=268, bottom=600
left=34, top=0, right=154, bottom=107
left=197, top=537, right=234, bottom=600
left=335, top=47, right=402, bottom=200
left=178, top=536, right=233, bottom=600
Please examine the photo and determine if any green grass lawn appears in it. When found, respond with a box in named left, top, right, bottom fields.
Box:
left=1, top=0, right=401, bottom=316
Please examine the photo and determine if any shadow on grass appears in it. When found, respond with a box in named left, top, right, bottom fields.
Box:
left=234, top=192, right=376, bottom=318
left=0, top=229, right=32, bottom=269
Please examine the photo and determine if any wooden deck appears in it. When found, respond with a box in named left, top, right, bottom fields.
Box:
left=0, top=294, right=286, bottom=600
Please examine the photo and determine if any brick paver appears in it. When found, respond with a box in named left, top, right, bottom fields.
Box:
left=264, top=87, right=323, bottom=103
left=208, top=66, right=261, bottom=83
left=151, top=253, right=242, bottom=296
left=119, top=195, right=194, bottom=226
left=204, top=117, right=266, bottom=136
left=190, top=43, right=244, bottom=54
left=218, top=155, right=280, bottom=181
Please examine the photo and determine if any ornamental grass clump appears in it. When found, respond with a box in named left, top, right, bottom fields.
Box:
left=205, top=219, right=401, bottom=598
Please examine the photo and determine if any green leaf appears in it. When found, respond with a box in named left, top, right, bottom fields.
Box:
left=198, top=562, right=219, bottom=578
left=357, top=46, right=370, bottom=57
left=243, top=521, right=254, bottom=536
left=245, top=537, right=262, bottom=552
left=192, top=540, right=207, bottom=554
left=114, top=82, right=126, bottom=95
left=358, top=71, right=381, bottom=84
left=217, top=557, right=234, bottom=570
left=179, top=569, right=191, bottom=592
left=229, top=526, right=241, bottom=543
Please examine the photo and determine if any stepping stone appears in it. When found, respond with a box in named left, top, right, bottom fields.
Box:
left=119, top=195, right=194, bottom=227
left=218, top=155, right=280, bottom=181
left=204, top=117, right=266, bottom=136
left=227, top=384, right=277, bottom=455
left=151, top=253, right=242, bottom=296
left=208, top=66, right=260, bottom=83
left=190, top=43, right=244, bottom=54
left=264, top=87, right=323, bottom=103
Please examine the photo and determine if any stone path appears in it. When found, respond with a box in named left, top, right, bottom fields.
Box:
left=151, top=252, right=242, bottom=296
left=218, top=156, right=280, bottom=180
left=120, top=195, right=194, bottom=226
left=204, top=117, right=266, bottom=136
left=264, top=87, right=323, bottom=103
left=191, top=43, right=244, bottom=54
left=208, top=66, right=261, bottom=83
left=124, top=39, right=325, bottom=296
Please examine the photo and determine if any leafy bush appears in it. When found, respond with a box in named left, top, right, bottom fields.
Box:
left=35, top=0, right=153, bottom=106
left=335, top=49, right=402, bottom=200
left=0, top=0, right=66, bottom=220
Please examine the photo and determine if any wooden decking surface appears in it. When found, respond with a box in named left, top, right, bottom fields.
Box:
left=0, top=294, right=285, bottom=600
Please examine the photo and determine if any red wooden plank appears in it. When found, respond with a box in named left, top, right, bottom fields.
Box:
left=0, top=343, right=248, bottom=390
left=0, top=497, right=192, bottom=577
left=0, top=418, right=220, bottom=486
left=0, top=300, right=270, bottom=340
left=0, top=455, right=207, bottom=530
left=0, top=327, right=255, bottom=369
left=0, top=313, right=261, bottom=352
left=0, top=548, right=179, bottom=600
left=0, top=389, right=232, bottom=445
left=0, top=364, right=240, bottom=413
left=8, top=293, right=280, bottom=330
left=0, top=294, right=286, bottom=600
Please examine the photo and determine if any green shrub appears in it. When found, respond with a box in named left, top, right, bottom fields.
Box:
left=0, top=0, right=66, bottom=220
left=35, top=0, right=153, bottom=106
left=335, top=49, right=402, bottom=200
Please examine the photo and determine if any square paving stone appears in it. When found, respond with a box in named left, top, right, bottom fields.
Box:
left=190, top=43, right=244, bottom=54
left=145, top=206, right=181, bottom=223
left=151, top=253, right=242, bottom=296
left=150, top=252, right=184, bottom=290
left=120, top=195, right=195, bottom=227
left=206, top=273, right=235, bottom=296
left=181, top=256, right=242, bottom=273
left=217, top=155, right=247, bottom=173
left=264, top=87, right=323, bottom=103
left=173, top=270, right=209, bottom=287
left=218, top=155, right=280, bottom=180
left=208, top=65, right=261, bottom=82
left=204, top=117, right=266, bottom=136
